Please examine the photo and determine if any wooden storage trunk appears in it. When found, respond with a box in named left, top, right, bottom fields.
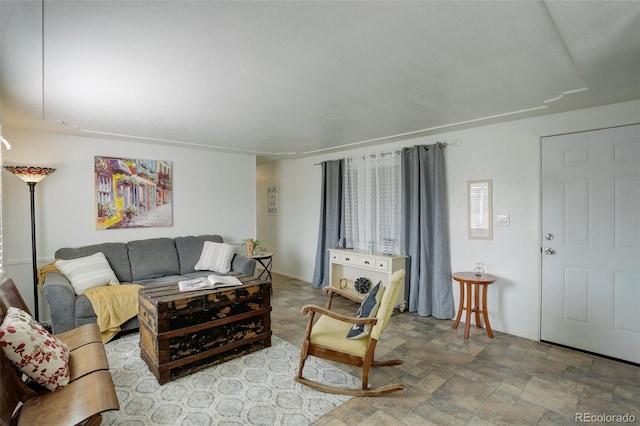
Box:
left=138, top=275, right=272, bottom=384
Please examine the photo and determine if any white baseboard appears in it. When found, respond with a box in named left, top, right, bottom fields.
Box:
left=270, top=269, right=310, bottom=284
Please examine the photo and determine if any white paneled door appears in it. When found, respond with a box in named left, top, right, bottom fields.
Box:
left=541, top=124, right=640, bottom=364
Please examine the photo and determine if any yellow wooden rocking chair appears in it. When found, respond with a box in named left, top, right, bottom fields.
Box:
left=295, top=269, right=406, bottom=396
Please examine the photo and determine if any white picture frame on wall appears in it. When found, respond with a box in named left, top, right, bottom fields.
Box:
left=267, top=186, right=278, bottom=215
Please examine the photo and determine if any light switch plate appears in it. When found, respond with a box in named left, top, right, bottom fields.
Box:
left=496, top=214, right=510, bottom=226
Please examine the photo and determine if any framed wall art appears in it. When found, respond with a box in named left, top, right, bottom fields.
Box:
left=95, top=156, right=173, bottom=229
left=267, top=186, right=279, bottom=215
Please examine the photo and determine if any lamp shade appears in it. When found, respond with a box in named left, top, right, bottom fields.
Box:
left=4, top=166, right=56, bottom=183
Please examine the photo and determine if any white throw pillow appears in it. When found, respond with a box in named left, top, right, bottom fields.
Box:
left=194, top=241, right=235, bottom=273
left=0, top=307, right=70, bottom=390
left=56, top=252, right=120, bottom=295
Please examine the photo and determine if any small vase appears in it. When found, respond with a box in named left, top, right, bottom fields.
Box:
left=246, top=240, right=255, bottom=256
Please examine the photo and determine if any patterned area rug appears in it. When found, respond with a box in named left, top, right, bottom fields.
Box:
left=102, top=333, right=358, bottom=425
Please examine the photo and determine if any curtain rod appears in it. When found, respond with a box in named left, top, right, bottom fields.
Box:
left=313, top=139, right=461, bottom=165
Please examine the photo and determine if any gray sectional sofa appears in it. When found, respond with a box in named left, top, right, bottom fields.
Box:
left=43, top=235, right=256, bottom=334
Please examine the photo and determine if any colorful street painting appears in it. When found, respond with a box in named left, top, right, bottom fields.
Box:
left=95, top=156, right=173, bottom=229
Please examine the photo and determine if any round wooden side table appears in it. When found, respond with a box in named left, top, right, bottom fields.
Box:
left=451, top=272, right=497, bottom=339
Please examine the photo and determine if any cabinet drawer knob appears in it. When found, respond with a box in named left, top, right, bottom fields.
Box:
left=344, top=257, right=350, bottom=261
left=364, top=261, right=370, bottom=265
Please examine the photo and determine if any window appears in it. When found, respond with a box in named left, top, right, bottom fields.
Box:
left=468, top=179, right=493, bottom=240
left=343, top=151, right=402, bottom=255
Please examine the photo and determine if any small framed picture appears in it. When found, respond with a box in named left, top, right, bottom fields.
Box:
left=267, top=186, right=279, bottom=215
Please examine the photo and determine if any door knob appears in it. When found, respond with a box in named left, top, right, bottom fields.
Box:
left=544, top=247, right=556, bottom=255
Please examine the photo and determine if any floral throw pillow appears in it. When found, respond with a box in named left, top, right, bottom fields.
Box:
left=0, top=307, right=70, bottom=390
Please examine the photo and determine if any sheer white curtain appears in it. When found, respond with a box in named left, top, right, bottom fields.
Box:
left=343, top=150, right=401, bottom=255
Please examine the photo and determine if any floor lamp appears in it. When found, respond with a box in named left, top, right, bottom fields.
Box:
left=4, top=166, right=56, bottom=321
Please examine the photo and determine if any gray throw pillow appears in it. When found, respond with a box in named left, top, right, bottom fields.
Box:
left=347, top=281, right=384, bottom=340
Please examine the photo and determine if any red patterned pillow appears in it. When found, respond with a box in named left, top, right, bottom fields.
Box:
left=0, top=307, right=70, bottom=390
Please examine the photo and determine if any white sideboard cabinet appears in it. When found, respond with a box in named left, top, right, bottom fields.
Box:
left=328, top=249, right=407, bottom=311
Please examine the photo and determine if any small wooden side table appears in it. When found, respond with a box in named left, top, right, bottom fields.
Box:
left=248, top=252, right=273, bottom=283
left=452, top=272, right=497, bottom=339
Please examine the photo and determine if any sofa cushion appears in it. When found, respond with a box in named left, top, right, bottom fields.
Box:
left=135, top=275, right=185, bottom=287
left=128, top=238, right=180, bottom=281
left=56, top=242, right=132, bottom=283
left=55, top=252, right=120, bottom=295
left=175, top=234, right=224, bottom=274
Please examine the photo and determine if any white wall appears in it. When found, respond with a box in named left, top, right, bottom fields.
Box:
left=255, top=161, right=277, bottom=260
left=2, top=128, right=256, bottom=321
left=258, top=100, right=640, bottom=341
left=258, top=157, right=324, bottom=281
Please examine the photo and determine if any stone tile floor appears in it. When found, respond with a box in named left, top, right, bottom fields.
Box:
left=270, top=273, right=640, bottom=425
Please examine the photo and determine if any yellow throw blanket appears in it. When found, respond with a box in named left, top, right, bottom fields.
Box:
left=83, top=284, right=143, bottom=343
left=37, top=261, right=60, bottom=290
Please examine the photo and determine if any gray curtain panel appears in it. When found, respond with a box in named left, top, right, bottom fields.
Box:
left=401, top=144, right=453, bottom=318
left=312, top=159, right=344, bottom=288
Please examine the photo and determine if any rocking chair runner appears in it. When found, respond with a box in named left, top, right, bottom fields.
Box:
left=295, top=269, right=406, bottom=396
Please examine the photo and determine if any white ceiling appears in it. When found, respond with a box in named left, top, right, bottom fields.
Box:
left=1, top=1, right=639, bottom=162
